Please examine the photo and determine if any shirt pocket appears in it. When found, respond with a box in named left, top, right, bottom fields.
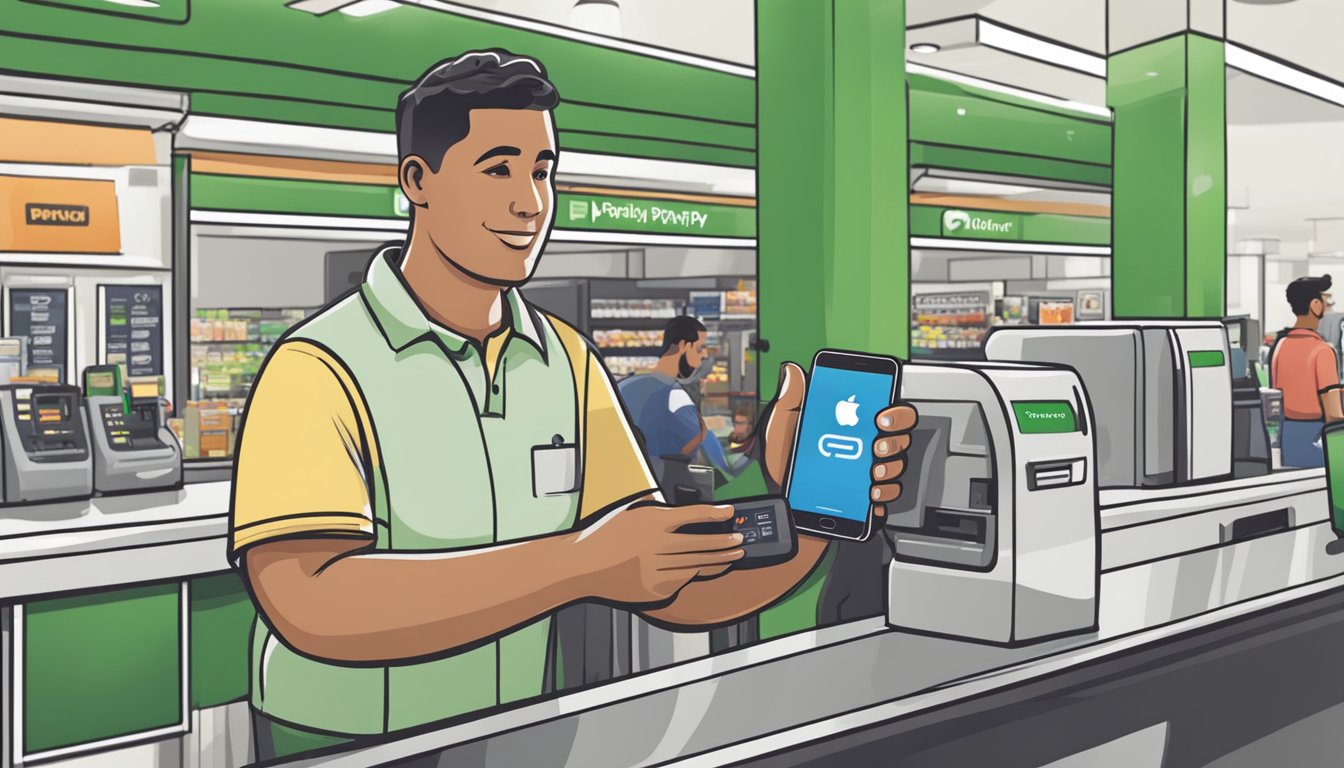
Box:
left=532, top=442, right=579, bottom=497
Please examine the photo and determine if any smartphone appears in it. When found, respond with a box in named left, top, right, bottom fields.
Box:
left=785, top=349, right=901, bottom=541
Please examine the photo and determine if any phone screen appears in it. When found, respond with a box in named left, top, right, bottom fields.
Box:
left=788, top=363, right=895, bottom=524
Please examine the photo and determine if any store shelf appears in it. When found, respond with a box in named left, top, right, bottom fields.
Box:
left=590, top=317, right=676, bottom=330
left=597, top=345, right=664, bottom=356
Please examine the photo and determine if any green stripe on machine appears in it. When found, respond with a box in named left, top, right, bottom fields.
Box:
left=1188, top=350, right=1226, bottom=368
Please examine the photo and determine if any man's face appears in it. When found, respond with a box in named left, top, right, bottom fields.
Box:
left=405, top=108, right=557, bottom=286
left=731, top=414, right=751, bottom=439
left=678, top=332, right=709, bottom=379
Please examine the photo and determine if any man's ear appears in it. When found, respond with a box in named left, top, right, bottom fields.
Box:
left=399, top=155, right=431, bottom=208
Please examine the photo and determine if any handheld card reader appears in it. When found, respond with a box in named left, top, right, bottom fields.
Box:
left=678, top=495, right=797, bottom=570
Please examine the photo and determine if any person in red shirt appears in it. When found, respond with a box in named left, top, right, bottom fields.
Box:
left=1270, top=274, right=1344, bottom=467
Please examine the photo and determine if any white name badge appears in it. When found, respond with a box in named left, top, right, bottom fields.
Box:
left=532, top=435, right=578, bottom=497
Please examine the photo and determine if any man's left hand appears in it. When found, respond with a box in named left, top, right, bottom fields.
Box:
left=761, top=362, right=918, bottom=520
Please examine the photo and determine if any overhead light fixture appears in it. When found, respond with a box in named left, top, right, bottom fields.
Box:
left=101, top=0, right=160, bottom=7
left=977, top=21, right=1106, bottom=77
left=910, top=43, right=941, bottom=54
left=570, top=0, right=622, bottom=38
left=340, top=0, right=401, bottom=16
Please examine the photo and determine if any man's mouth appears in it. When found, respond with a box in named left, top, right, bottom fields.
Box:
left=485, top=227, right=537, bottom=251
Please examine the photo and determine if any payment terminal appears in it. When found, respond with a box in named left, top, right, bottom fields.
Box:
left=83, top=366, right=182, bottom=494
left=0, top=384, right=93, bottom=504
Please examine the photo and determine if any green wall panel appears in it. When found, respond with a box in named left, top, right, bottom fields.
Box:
left=23, top=583, right=182, bottom=755
left=1109, top=34, right=1225, bottom=318
left=909, top=74, right=1111, bottom=167
left=190, top=93, right=395, bottom=133
left=1185, top=34, right=1227, bottom=317
left=557, top=132, right=755, bottom=168
left=191, top=174, right=402, bottom=219
left=190, top=573, right=256, bottom=709
left=910, top=143, right=1112, bottom=187
left=0, top=0, right=754, bottom=162
left=756, top=0, right=906, bottom=640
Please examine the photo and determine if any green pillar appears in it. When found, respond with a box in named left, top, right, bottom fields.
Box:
left=757, top=0, right=908, bottom=398
left=755, top=0, right=907, bottom=638
left=1107, top=2, right=1226, bottom=318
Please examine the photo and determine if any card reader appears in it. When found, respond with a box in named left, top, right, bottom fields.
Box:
left=678, top=495, right=797, bottom=570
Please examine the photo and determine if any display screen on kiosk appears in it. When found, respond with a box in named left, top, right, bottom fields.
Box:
left=1012, top=401, right=1078, bottom=434
left=130, top=382, right=158, bottom=399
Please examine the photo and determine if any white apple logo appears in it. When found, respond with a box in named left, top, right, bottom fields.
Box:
left=835, top=395, right=861, bottom=427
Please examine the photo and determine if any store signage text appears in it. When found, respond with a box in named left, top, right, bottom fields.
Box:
left=556, top=193, right=755, bottom=238
left=25, top=204, right=89, bottom=227
left=576, top=199, right=710, bottom=230
left=942, top=209, right=1018, bottom=239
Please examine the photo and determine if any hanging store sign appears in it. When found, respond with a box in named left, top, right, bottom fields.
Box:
left=555, top=193, right=755, bottom=239
left=102, top=285, right=164, bottom=378
left=1, top=176, right=121, bottom=254
left=941, top=208, right=1022, bottom=240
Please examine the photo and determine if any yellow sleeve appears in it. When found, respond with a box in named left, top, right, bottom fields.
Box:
left=579, top=348, right=659, bottom=520
left=229, top=341, right=377, bottom=559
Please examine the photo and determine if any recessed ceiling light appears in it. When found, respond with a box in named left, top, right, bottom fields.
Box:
left=101, top=0, right=161, bottom=7
left=1232, top=0, right=1299, bottom=5
left=910, top=43, right=941, bottom=54
left=1146, top=71, right=1159, bottom=77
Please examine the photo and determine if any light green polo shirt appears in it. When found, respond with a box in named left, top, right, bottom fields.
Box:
left=230, top=247, right=658, bottom=736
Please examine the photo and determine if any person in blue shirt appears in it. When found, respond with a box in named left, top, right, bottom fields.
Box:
left=617, top=316, right=746, bottom=484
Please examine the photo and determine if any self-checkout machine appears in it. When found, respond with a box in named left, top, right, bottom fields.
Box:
left=0, top=375, right=93, bottom=505
left=884, top=360, right=1100, bottom=644
left=971, top=321, right=1338, bottom=638
left=82, top=365, right=182, bottom=494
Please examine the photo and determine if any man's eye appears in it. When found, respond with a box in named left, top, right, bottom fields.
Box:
left=533, top=169, right=550, bottom=181
left=485, top=165, right=510, bottom=177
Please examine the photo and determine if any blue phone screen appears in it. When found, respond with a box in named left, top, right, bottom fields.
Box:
left=788, top=364, right=894, bottom=522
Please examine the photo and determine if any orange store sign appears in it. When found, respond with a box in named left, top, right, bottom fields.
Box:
left=1, top=176, right=120, bottom=254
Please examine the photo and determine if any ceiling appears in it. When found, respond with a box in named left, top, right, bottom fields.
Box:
left=1227, top=70, right=1344, bottom=253
left=429, top=0, right=1344, bottom=253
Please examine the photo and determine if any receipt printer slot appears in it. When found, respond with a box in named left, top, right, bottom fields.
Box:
left=1027, top=458, right=1086, bottom=491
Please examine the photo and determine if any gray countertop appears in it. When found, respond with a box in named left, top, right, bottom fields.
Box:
left=0, top=481, right=231, bottom=600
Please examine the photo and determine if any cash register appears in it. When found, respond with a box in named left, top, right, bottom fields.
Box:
left=0, top=384, right=93, bottom=504
left=83, top=366, right=182, bottom=494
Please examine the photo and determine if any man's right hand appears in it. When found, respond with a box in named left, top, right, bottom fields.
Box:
left=573, top=502, right=745, bottom=606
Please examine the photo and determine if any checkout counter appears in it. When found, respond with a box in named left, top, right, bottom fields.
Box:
left=251, top=319, right=1343, bottom=768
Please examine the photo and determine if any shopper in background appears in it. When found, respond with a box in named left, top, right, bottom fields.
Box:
left=618, top=315, right=748, bottom=488
left=729, top=408, right=757, bottom=455
left=1270, top=274, right=1343, bottom=467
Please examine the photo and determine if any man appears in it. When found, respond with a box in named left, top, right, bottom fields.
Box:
left=729, top=408, right=757, bottom=455
left=618, top=315, right=745, bottom=486
left=1270, top=274, right=1343, bottom=467
left=229, top=50, right=916, bottom=760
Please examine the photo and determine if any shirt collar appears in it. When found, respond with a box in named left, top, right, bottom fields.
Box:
left=361, top=246, right=548, bottom=361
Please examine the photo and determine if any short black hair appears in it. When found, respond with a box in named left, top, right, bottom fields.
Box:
left=660, top=316, right=707, bottom=356
left=1287, top=274, right=1332, bottom=316
left=396, top=50, right=560, bottom=172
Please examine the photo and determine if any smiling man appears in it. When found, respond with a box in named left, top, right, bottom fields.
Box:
left=228, top=50, right=916, bottom=760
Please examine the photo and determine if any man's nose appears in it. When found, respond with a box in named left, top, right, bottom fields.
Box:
left=509, top=183, right=544, bottom=219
